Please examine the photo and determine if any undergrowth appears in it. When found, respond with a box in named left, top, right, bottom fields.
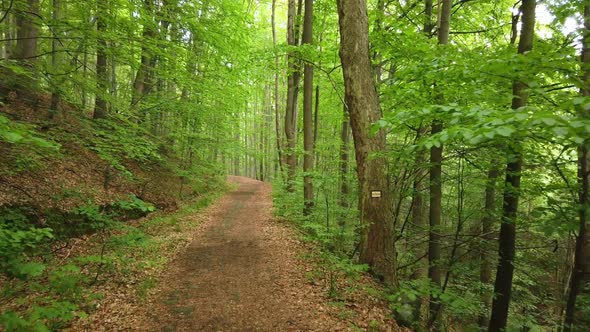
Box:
left=272, top=177, right=394, bottom=331
left=0, top=108, right=228, bottom=330
left=0, top=190, right=225, bottom=331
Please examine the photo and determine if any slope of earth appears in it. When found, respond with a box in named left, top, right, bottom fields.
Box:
left=0, top=96, right=199, bottom=213
left=92, top=176, right=402, bottom=332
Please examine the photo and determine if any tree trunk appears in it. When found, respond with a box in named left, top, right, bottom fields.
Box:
left=424, top=0, right=434, bottom=36
left=93, top=0, right=108, bottom=119
left=488, top=1, right=536, bottom=331
left=428, top=0, right=451, bottom=326
left=410, top=126, right=428, bottom=324
left=271, top=0, right=284, bottom=176
left=313, top=85, right=320, bottom=161
left=564, top=4, right=590, bottom=331
left=302, top=0, right=314, bottom=215
left=284, top=0, right=302, bottom=192
left=479, top=164, right=500, bottom=328
left=336, top=0, right=396, bottom=286
left=14, top=0, right=38, bottom=62
left=49, top=0, right=61, bottom=118
left=339, top=110, right=350, bottom=209
left=409, top=2, right=434, bottom=324
left=132, top=0, right=156, bottom=107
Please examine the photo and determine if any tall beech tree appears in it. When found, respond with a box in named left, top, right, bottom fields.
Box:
left=336, top=0, right=396, bottom=285
left=302, top=0, right=314, bottom=214
left=93, top=0, right=108, bottom=119
left=132, top=0, right=156, bottom=108
left=271, top=0, right=284, bottom=175
left=13, top=0, right=38, bottom=62
left=428, top=0, right=452, bottom=327
left=489, top=1, right=536, bottom=330
left=565, top=3, right=590, bottom=330
left=284, top=0, right=302, bottom=191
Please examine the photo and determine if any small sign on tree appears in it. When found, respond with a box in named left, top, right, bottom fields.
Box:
left=371, top=190, right=382, bottom=198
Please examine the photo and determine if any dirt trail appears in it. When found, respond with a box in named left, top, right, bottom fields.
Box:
left=126, top=176, right=352, bottom=331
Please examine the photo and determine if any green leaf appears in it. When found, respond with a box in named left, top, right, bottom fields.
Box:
left=1, top=131, right=24, bottom=143
left=573, top=96, right=586, bottom=105
left=496, top=127, right=515, bottom=137
left=17, top=262, right=46, bottom=278
left=552, top=127, right=568, bottom=137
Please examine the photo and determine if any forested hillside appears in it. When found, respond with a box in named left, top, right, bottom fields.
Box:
left=1, top=0, right=589, bottom=331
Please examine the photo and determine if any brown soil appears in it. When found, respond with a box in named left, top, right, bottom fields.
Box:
left=109, top=176, right=401, bottom=332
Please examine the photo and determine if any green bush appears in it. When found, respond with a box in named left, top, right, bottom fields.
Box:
left=0, top=208, right=53, bottom=279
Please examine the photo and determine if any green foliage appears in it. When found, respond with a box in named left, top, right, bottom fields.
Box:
left=0, top=300, right=85, bottom=332
left=0, top=208, right=53, bottom=279
left=0, top=115, right=60, bottom=149
left=114, top=194, right=155, bottom=213
left=87, top=118, right=163, bottom=178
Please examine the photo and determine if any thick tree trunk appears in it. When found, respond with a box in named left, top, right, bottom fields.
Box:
left=284, top=0, right=302, bottom=192
left=93, top=0, right=108, bottom=119
left=302, top=0, right=314, bottom=215
left=336, top=0, right=396, bottom=286
left=14, top=0, right=38, bottom=62
left=564, top=4, right=590, bottom=331
left=488, top=1, right=536, bottom=331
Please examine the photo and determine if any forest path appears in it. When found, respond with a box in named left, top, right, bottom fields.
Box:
left=127, top=176, right=348, bottom=331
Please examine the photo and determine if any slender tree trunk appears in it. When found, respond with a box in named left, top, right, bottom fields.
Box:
left=302, top=0, right=314, bottom=215
left=313, top=85, right=319, bottom=160
left=336, top=0, right=397, bottom=286
left=410, top=126, right=428, bottom=325
left=339, top=110, right=350, bottom=209
left=428, top=0, right=451, bottom=327
left=410, top=2, right=434, bottom=324
left=479, top=164, right=500, bottom=328
left=488, top=1, right=536, bottom=330
left=271, top=0, right=284, bottom=175
left=424, top=0, right=434, bottom=36
left=132, top=0, right=156, bottom=107
left=49, top=0, right=60, bottom=118
left=93, top=0, right=108, bottom=119
left=564, top=4, right=590, bottom=331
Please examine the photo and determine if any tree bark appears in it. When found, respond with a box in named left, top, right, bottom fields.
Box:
left=339, top=110, right=350, bottom=209
left=284, top=0, right=302, bottom=192
left=488, top=1, right=536, bottom=331
left=409, top=2, right=435, bottom=324
left=428, top=0, right=452, bottom=327
left=336, top=0, right=396, bottom=286
left=564, top=4, right=590, bottom=331
left=132, top=0, right=156, bottom=107
left=14, top=0, right=38, bottom=62
left=271, top=0, right=284, bottom=176
left=93, top=0, right=108, bottom=119
left=49, top=0, right=61, bottom=118
left=302, top=0, right=314, bottom=215
left=478, top=164, right=500, bottom=328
